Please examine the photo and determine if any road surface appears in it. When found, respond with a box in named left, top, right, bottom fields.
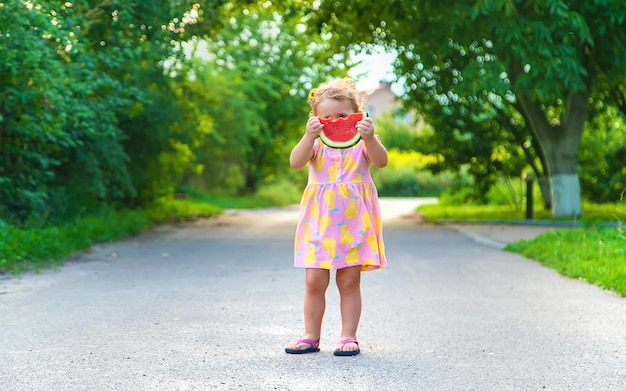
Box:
left=1, top=198, right=624, bottom=390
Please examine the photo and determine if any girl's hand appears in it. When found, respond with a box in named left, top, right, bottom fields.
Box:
left=305, top=117, right=323, bottom=140
left=356, top=117, right=375, bottom=141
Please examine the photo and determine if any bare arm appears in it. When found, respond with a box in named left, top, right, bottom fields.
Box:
left=290, top=117, right=322, bottom=169
left=357, top=117, right=388, bottom=168
left=363, top=137, right=388, bottom=168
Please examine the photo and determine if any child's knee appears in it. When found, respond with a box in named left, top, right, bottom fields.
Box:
left=336, top=268, right=361, bottom=291
left=305, top=270, right=330, bottom=293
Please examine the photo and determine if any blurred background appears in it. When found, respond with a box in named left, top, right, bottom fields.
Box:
left=2, top=1, right=625, bottom=273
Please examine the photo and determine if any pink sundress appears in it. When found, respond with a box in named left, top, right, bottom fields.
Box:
left=294, top=138, right=387, bottom=271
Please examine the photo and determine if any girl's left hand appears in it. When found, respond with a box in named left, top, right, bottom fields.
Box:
left=356, top=117, right=375, bottom=141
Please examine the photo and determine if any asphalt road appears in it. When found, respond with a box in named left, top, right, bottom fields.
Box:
left=1, top=198, right=624, bottom=391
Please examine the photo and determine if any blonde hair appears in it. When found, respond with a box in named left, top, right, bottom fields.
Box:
left=308, top=78, right=364, bottom=117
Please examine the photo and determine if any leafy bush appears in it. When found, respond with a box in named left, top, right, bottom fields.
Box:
left=372, top=149, right=453, bottom=197
left=375, top=114, right=419, bottom=151
left=0, top=2, right=141, bottom=224
left=580, top=201, right=626, bottom=225
left=486, top=177, right=525, bottom=208
left=255, top=181, right=303, bottom=206
left=375, top=166, right=421, bottom=196
left=435, top=169, right=477, bottom=205
left=578, top=107, right=626, bottom=203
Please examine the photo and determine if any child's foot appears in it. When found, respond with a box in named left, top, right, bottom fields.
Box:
left=333, top=339, right=360, bottom=356
left=285, top=338, right=320, bottom=354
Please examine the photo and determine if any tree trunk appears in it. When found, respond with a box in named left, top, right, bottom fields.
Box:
left=544, top=136, right=583, bottom=218
left=517, top=90, right=590, bottom=217
left=550, top=173, right=581, bottom=217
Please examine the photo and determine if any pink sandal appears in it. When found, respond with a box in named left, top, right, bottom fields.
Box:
left=333, top=339, right=360, bottom=356
left=285, top=338, right=320, bottom=354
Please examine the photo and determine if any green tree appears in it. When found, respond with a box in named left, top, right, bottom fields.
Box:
left=0, top=1, right=135, bottom=223
left=188, top=5, right=347, bottom=194
left=1, top=0, right=239, bottom=223
left=70, top=0, right=231, bottom=205
left=1, top=2, right=69, bottom=222
left=305, top=0, right=626, bottom=217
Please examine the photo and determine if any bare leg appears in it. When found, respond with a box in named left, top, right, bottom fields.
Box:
left=286, top=268, right=330, bottom=351
left=335, top=266, right=362, bottom=353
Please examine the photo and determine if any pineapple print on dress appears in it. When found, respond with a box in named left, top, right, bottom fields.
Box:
left=345, top=247, right=360, bottom=265
left=310, top=198, right=320, bottom=220
left=364, top=185, right=372, bottom=200
left=327, top=159, right=340, bottom=183
left=302, top=222, right=313, bottom=244
left=320, top=260, right=335, bottom=270
left=345, top=198, right=359, bottom=219
left=313, top=150, right=325, bottom=172
left=343, top=153, right=358, bottom=173
left=319, top=214, right=332, bottom=235
left=361, top=213, right=371, bottom=234
left=322, top=238, right=337, bottom=262
left=324, top=189, right=338, bottom=214
left=305, top=245, right=317, bottom=266
left=339, top=223, right=354, bottom=245
left=338, top=183, right=351, bottom=199
left=367, top=235, right=380, bottom=255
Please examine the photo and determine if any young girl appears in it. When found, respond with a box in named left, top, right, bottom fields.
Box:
left=285, top=78, right=388, bottom=356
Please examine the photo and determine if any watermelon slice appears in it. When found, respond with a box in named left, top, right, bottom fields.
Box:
left=319, top=112, right=363, bottom=148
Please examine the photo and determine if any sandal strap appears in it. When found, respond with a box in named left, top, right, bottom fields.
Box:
left=339, top=339, right=359, bottom=347
left=296, top=338, right=320, bottom=348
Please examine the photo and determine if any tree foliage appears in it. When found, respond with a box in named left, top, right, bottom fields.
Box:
left=0, top=1, right=231, bottom=222
left=0, top=1, right=139, bottom=222
left=304, top=0, right=626, bottom=216
left=186, top=5, right=347, bottom=194
left=579, top=107, right=626, bottom=203
left=0, top=0, right=347, bottom=224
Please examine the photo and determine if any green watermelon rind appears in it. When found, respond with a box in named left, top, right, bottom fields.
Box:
left=319, top=132, right=361, bottom=148
left=319, top=113, right=363, bottom=149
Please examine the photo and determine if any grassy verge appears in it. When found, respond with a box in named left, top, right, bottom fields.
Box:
left=0, top=198, right=221, bottom=274
left=417, top=201, right=626, bottom=296
left=505, top=228, right=626, bottom=296
left=182, top=182, right=302, bottom=209
left=183, top=191, right=278, bottom=209
left=416, top=202, right=626, bottom=225
left=416, top=203, right=553, bottom=222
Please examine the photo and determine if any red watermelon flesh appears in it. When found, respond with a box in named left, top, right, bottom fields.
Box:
left=319, top=112, right=363, bottom=148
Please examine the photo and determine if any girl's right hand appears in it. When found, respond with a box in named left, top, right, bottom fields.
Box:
left=305, top=117, right=323, bottom=140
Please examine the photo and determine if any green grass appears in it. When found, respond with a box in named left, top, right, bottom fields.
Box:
left=0, top=198, right=221, bottom=274
left=417, top=201, right=626, bottom=296
left=416, top=204, right=554, bottom=222
left=505, top=228, right=626, bottom=296
left=183, top=183, right=301, bottom=209
left=417, top=202, right=626, bottom=225
left=146, top=196, right=222, bottom=222
left=187, top=192, right=277, bottom=209
left=185, top=189, right=272, bottom=209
